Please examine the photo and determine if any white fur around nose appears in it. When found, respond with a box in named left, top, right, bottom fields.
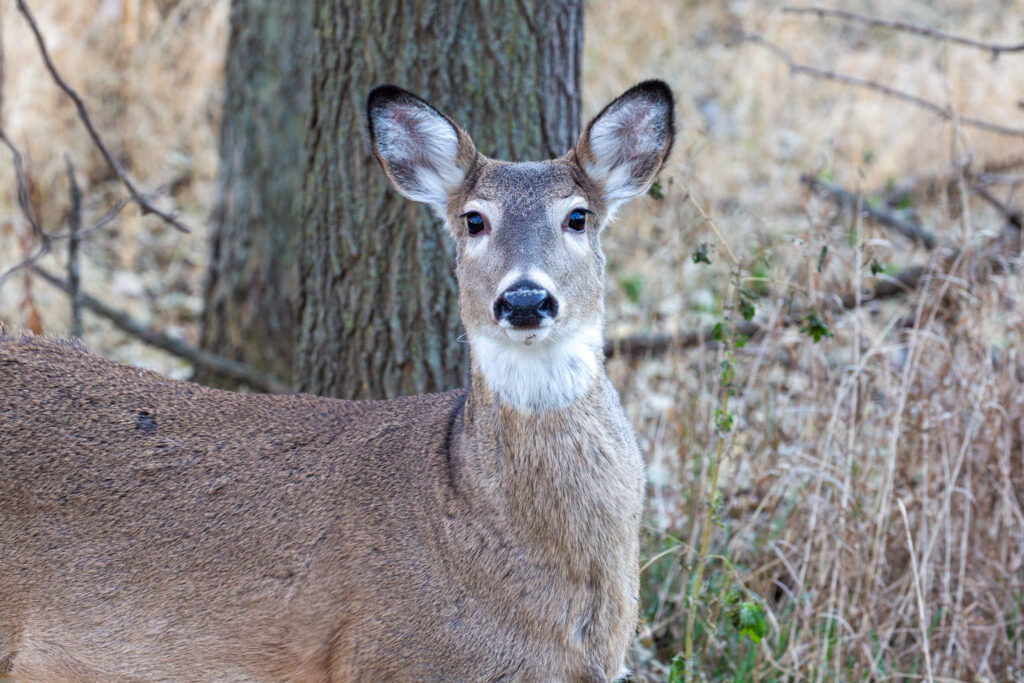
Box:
left=472, top=322, right=603, bottom=413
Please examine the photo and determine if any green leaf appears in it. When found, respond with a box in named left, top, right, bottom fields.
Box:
left=801, top=312, right=833, bottom=343
left=738, top=298, right=756, bottom=321
left=668, top=653, right=686, bottom=683
left=619, top=275, right=644, bottom=303
left=870, top=260, right=885, bottom=275
left=648, top=179, right=665, bottom=200
left=737, top=601, right=768, bottom=643
left=692, top=243, right=712, bottom=265
left=720, top=358, right=734, bottom=385
left=816, top=245, right=829, bottom=273
left=715, top=408, right=734, bottom=435
left=711, top=321, right=727, bottom=343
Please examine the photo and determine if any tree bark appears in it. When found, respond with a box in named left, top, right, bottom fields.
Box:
left=299, top=0, right=583, bottom=399
left=197, top=0, right=313, bottom=389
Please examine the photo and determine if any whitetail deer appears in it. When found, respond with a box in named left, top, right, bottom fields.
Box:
left=0, top=81, right=674, bottom=681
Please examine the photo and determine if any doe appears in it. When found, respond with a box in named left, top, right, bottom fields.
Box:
left=0, top=80, right=674, bottom=681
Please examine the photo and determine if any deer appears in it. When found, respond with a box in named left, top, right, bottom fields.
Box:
left=0, top=80, right=675, bottom=682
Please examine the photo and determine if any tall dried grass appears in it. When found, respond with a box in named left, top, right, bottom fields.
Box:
left=1, top=0, right=1023, bottom=679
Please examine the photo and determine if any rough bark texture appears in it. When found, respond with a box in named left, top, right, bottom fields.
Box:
left=299, top=0, right=583, bottom=399
left=197, top=0, right=313, bottom=389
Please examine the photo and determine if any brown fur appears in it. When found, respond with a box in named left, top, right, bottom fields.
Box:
left=1, top=82, right=673, bottom=681
left=0, top=336, right=640, bottom=681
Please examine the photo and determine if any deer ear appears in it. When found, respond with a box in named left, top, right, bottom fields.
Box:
left=367, top=85, right=476, bottom=214
left=575, top=80, right=675, bottom=210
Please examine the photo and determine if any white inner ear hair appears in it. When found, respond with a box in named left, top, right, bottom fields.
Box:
left=375, top=103, right=463, bottom=211
left=472, top=321, right=603, bottom=413
left=586, top=98, right=667, bottom=204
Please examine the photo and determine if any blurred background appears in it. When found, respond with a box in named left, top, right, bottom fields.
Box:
left=2, top=0, right=1023, bottom=679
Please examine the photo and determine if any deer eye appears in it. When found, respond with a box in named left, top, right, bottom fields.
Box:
left=464, top=211, right=487, bottom=236
left=565, top=208, right=587, bottom=233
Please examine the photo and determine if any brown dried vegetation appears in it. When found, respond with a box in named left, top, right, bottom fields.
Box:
left=1, top=0, right=1022, bottom=679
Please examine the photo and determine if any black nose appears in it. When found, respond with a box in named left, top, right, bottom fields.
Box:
left=494, top=280, right=558, bottom=328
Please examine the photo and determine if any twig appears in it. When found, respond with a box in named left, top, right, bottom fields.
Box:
left=0, top=194, right=140, bottom=289
left=15, top=0, right=191, bottom=233
left=801, top=174, right=938, bottom=249
left=839, top=266, right=924, bottom=309
left=0, top=131, right=50, bottom=290
left=65, top=155, right=83, bottom=337
left=29, top=265, right=293, bottom=394
left=742, top=32, right=1024, bottom=138
left=782, top=6, right=1024, bottom=58
left=898, top=498, right=935, bottom=683
left=970, top=183, right=1022, bottom=230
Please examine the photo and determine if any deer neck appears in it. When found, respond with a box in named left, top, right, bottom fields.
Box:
left=452, top=334, right=644, bottom=574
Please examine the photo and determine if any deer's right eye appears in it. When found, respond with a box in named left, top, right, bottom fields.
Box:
left=465, top=212, right=487, bottom=236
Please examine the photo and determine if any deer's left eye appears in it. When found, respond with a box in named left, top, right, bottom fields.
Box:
left=565, top=209, right=587, bottom=233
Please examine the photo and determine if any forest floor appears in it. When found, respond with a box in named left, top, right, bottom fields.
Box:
left=2, top=0, right=1024, bottom=679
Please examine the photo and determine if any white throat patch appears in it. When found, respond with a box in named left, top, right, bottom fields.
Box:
left=471, top=321, right=603, bottom=413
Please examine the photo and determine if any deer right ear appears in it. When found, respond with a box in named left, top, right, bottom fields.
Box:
left=575, top=80, right=675, bottom=213
left=367, top=85, right=475, bottom=215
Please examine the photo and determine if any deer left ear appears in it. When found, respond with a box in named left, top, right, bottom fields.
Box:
left=367, top=85, right=476, bottom=216
left=575, top=80, right=675, bottom=210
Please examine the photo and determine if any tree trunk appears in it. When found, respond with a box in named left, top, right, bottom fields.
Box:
left=197, top=0, right=313, bottom=389
left=298, top=0, right=583, bottom=399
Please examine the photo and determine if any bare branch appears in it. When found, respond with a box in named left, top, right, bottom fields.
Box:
left=65, top=155, right=83, bottom=337
left=742, top=32, right=1024, bottom=139
left=0, top=131, right=50, bottom=290
left=15, top=0, right=192, bottom=233
left=30, top=265, right=294, bottom=394
left=782, top=6, right=1024, bottom=58
left=971, top=183, right=1023, bottom=230
left=801, top=174, right=938, bottom=249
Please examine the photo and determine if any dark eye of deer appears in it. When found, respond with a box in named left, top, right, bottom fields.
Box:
left=566, top=208, right=587, bottom=233
left=465, top=212, right=486, bottom=236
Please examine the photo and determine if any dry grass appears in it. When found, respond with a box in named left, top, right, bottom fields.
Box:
left=2, top=0, right=1023, bottom=679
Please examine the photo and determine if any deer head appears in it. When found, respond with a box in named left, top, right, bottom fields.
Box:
left=368, top=81, right=674, bottom=412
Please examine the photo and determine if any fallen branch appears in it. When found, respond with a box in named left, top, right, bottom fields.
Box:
left=782, top=6, right=1024, bottom=58
left=607, top=264, right=931, bottom=359
left=801, top=175, right=938, bottom=249
left=15, top=0, right=191, bottom=233
left=30, top=265, right=293, bottom=394
left=605, top=321, right=763, bottom=358
left=742, top=32, right=1024, bottom=139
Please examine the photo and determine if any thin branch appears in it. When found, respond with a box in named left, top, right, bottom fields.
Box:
left=0, top=131, right=50, bottom=290
left=0, top=134, right=44, bottom=241
left=65, top=155, right=83, bottom=337
left=970, top=183, right=1022, bottom=230
left=782, top=6, right=1024, bottom=58
left=0, top=194, right=139, bottom=289
left=15, top=0, right=191, bottom=233
left=742, top=32, right=1024, bottom=139
left=801, top=174, right=938, bottom=249
left=30, top=265, right=293, bottom=394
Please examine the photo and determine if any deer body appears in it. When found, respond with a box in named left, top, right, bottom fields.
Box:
left=1, top=81, right=673, bottom=681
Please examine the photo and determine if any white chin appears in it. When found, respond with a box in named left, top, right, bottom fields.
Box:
left=473, top=322, right=604, bottom=413
left=502, top=326, right=553, bottom=345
